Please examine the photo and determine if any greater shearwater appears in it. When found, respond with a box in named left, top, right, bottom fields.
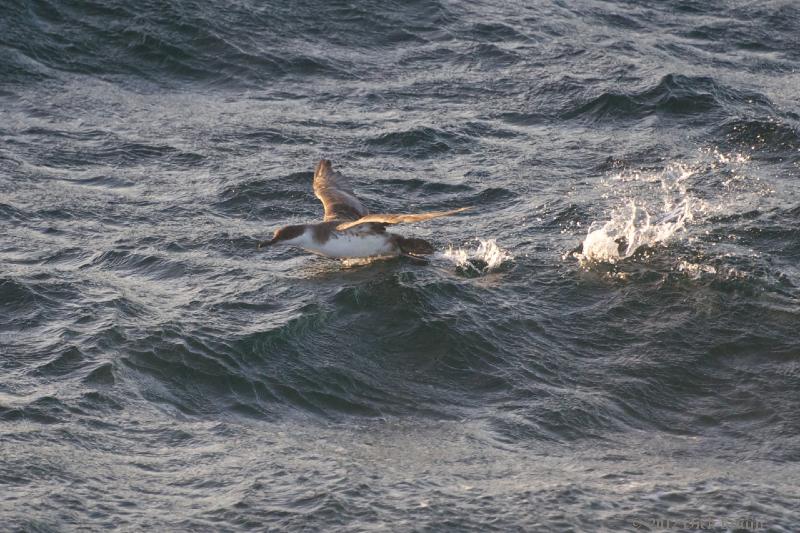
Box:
left=259, top=159, right=470, bottom=259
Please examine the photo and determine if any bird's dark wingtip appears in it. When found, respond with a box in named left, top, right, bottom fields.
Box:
left=315, top=159, right=332, bottom=175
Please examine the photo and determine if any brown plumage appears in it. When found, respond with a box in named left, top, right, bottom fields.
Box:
left=313, top=159, right=470, bottom=230
left=261, top=159, right=470, bottom=258
left=313, top=159, right=368, bottom=222
left=335, top=207, right=472, bottom=231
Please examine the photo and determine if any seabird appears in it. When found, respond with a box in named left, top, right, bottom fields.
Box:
left=259, top=159, right=469, bottom=259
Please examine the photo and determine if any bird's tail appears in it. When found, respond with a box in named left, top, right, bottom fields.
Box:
left=395, top=236, right=435, bottom=255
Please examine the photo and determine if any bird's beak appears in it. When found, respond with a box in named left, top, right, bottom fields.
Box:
left=258, top=237, right=277, bottom=249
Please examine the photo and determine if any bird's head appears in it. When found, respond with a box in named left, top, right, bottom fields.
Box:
left=259, top=225, right=306, bottom=248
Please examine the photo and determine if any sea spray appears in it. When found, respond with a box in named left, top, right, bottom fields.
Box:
left=577, top=199, right=693, bottom=264
left=574, top=149, right=762, bottom=270
left=576, top=163, right=697, bottom=265
left=440, top=239, right=513, bottom=275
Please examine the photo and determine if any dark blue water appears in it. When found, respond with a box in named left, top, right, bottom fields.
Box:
left=2, top=0, right=799, bottom=530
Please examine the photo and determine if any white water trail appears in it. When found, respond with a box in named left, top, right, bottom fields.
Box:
left=336, top=239, right=513, bottom=275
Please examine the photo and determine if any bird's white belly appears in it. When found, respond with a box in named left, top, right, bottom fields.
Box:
left=302, top=232, right=398, bottom=259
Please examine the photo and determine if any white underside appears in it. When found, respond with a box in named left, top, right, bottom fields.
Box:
left=288, top=230, right=399, bottom=259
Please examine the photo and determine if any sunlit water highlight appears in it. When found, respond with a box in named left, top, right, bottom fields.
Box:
left=2, top=0, right=800, bottom=530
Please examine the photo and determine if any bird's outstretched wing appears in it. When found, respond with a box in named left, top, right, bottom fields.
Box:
left=335, top=207, right=471, bottom=231
left=313, top=159, right=369, bottom=222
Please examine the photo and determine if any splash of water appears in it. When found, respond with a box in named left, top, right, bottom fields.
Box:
left=576, top=163, right=696, bottom=265
left=440, top=239, right=513, bottom=274
left=574, top=149, right=763, bottom=269
left=578, top=199, right=693, bottom=264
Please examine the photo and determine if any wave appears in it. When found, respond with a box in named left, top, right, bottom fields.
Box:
left=365, top=127, right=474, bottom=158
left=80, top=250, right=196, bottom=281
left=0, top=0, right=453, bottom=88
left=563, top=74, right=773, bottom=123
left=116, top=268, right=516, bottom=420
left=717, top=118, right=800, bottom=155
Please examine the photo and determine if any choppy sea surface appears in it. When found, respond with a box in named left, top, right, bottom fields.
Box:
left=2, top=0, right=800, bottom=530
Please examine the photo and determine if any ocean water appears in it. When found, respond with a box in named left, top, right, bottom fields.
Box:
left=2, top=0, right=799, bottom=530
